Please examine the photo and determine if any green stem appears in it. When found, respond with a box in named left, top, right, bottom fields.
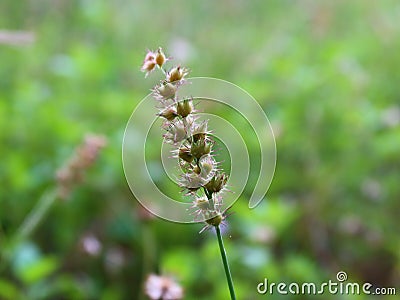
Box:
left=15, top=189, right=57, bottom=242
left=203, top=187, right=214, bottom=210
left=0, top=189, right=58, bottom=271
left=215, top=225, right=236, bottom=300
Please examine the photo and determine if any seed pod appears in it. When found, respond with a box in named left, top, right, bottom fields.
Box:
left=193, top=197, right=210, bottom=210
left=155, top=82, right=177, bottom=99
left=205, top=172, right=228, bottom=193
left=206, top=213, right=223, bottom=226
left=163, top=121, right=187, bottom=144
left=191, top=121, right=209, bottom=142
left=191, top=139, right=211, bottom=159
left=200, top=160, right=213, bottom=177
left=158, top=108, right=178, bottom=121
left=179, top=146, right=194, bottom=163
left=141, top=50, right=157, bottom=77
left=177, top=98, right=193, bottom=118
left=178, top=155, right=216, bottom=190
left=167, top=66, right=188, bottom=82
left=141, top=60, right=156, bottom=76
left=155, top=47, right=166, bottom=67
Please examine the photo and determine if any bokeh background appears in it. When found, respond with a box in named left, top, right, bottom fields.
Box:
left=1, top=0, right=400, bottom=299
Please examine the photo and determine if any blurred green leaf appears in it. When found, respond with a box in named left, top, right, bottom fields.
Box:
left=11, top=242, right=58, bottom=284
left=0, top=279, right=19, bottom=300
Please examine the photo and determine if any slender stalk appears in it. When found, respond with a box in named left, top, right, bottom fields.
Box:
left=215, top=225, right=236, bottom=300
left=203, top=187, right=214, bottom=209
left=15, top=188, right=57, bottom=241
left=0, top=189, right=58, bottom=271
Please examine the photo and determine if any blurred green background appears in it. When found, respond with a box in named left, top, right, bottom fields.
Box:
left=1, top=0, right=400, bottom=299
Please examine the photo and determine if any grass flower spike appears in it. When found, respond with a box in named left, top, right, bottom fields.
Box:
left=141, top=47, right=236, bottom=299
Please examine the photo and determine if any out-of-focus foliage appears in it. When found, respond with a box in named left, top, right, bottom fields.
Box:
left=1, top=0, right=399, bottom=299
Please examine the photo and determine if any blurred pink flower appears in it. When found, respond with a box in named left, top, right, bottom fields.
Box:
left=56, top=134, right=107, bottom=199
left=144, top=274, right=183, bottom=300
